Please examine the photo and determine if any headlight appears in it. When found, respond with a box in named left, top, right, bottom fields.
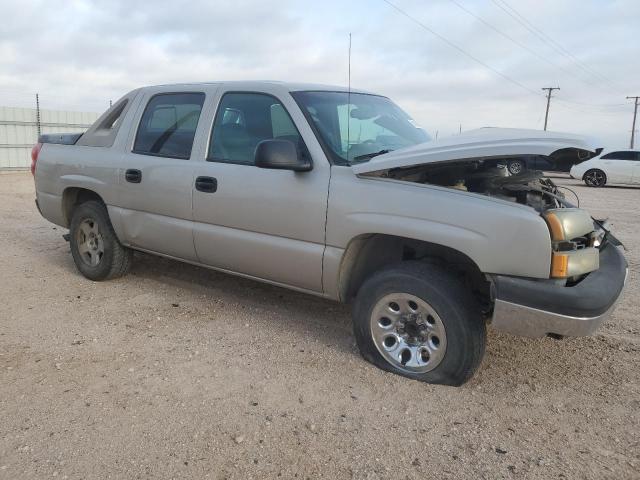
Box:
left=543, top=209, right=599, bottom=278
left=543, top=208, right=593, bottom=241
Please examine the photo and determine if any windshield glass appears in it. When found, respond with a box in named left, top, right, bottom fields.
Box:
left=291, top=91, right=431, bottom=165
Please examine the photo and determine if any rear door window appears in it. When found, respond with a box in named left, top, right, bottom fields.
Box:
left=602, top=151, right=635, bottom=160
left=133, top=93, right=205, bottom=159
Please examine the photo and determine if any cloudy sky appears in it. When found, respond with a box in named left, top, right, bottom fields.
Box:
left=1, top=0, right=638, bottom=148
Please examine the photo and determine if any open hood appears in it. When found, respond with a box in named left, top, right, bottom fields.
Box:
left=352, top=127, right=600, bottom=174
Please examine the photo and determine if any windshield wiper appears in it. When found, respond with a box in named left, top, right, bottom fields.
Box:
left=352, top=149, right=393, bottom=162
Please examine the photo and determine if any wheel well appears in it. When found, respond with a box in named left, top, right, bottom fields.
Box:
left=583, top=168, right=605, bottom=178
left=339, top=234, right=491, bottom=311
left=62, top=188, right=105, bottom=227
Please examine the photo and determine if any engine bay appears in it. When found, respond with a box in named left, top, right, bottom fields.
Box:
left=374, top=157, right=570, bottom=212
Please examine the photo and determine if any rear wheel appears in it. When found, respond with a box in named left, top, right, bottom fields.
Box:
left=583, top=169, right=606, bottom=187
left=69, top=200, right=132, bottom=281
left=352, top=262, right=486, bottom=386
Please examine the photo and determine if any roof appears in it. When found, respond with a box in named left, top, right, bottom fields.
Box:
left=148, top=80, right=376, bottom=95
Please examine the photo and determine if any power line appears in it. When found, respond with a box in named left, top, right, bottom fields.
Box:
left=542, top=87, right=560, bottom=131
left=440, top=0, right=631, bottom=113
left=552, top=101, right=627, bottom=130
left=552, top=100, right=625, bottom=117
left=552, top=98, right=628, bottom=109
left=381, top=0, right=542, bottom=98
left=446, top=0, right=603, bottom=90
left=490, top=0, right=622, bottom=92
left=552, top=101, right=628, bottom=118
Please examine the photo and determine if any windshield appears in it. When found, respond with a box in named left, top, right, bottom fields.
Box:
left=291, top=91, right=431, bottom=165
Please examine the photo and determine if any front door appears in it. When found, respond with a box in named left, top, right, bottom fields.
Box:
left=192, top=90, right=330, bottom=292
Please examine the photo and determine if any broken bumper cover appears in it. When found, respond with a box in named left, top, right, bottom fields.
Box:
left=490, top=243, right=628, bottom=338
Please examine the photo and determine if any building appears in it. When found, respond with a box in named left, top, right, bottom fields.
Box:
left=0, top=106, right=100, bottom=170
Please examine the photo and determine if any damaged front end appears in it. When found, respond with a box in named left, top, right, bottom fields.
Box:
left=351, top=126, right=611, bottom=284
left=364, top=155, right=607, bottom=283
left=351, top=128, right=627, bottom=338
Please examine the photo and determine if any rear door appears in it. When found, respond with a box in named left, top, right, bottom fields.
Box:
left=600, top=151, right=634, bottom=183
left=191, top=87, right=330, bottom=292
left=117, top=86, right=216, bottom=261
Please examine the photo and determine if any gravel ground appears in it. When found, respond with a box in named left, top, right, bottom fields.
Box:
left=0, top=172, right=638, bottom=479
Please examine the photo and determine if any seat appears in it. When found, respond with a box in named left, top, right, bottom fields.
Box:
left=212, top=123, right=253, bottom=164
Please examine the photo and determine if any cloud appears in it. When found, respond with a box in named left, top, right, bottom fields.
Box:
left=0, top=0, right=637, bottom=148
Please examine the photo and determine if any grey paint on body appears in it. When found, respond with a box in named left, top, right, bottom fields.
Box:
left=34, top=81, right=598, bottom=301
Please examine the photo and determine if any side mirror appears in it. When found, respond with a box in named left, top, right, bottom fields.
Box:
left=254, top=139, right=312, bottom=172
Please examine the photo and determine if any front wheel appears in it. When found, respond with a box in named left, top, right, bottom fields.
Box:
left=69, top=200, right=132, bottom=281
left=583, top=169, right=607, bottom=187
left=352, top=262, right=486, bottom=386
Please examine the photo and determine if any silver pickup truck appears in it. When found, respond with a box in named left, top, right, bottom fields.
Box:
left=32, top=81, right=628, bottom=385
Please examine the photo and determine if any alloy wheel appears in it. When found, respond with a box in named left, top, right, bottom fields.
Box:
left=584, top=170, right=605, bottom=187
left=76, top=218, right=104, bottom=267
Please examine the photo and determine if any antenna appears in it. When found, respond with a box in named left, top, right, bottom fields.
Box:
left=347, top=33, right=352, bottom=163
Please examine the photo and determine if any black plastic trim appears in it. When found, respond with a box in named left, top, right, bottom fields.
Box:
left=492, top=243, right=627, bottom=318
left=195, top=176, right=217, bottom=193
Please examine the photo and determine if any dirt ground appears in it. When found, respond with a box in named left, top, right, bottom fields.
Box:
left=0, top=172, right=638, bottom=480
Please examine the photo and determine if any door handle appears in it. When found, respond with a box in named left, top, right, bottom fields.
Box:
left=195, top=176, right=217, bottom=193
left=125, top=169, right=142, bottom=183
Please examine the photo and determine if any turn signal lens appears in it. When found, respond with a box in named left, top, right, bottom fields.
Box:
left=551, top=253, right=569, bottom=278
left=544, top=212, right=565, bottom=241
left=550, top=248, right=599, bottom=278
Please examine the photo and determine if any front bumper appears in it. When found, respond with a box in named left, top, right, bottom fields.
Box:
left=490, top=243, right=628, bottom=338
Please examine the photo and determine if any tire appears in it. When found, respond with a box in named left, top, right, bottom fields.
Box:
left=583, top=169, right=607, bottom=187
left=507, top=159, right=525, bottom=175
left=69, top=200, right=132, bottom=281
left=353, top=261, right=486, bottom=386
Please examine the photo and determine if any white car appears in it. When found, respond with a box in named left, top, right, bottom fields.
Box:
left=570, top=150, right=640, bottom=187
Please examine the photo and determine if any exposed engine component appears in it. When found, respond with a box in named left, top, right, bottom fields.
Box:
left=378, top=158, right=567, bottom=212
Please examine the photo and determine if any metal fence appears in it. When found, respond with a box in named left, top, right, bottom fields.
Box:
left=0, top=106, right=99, bottom=169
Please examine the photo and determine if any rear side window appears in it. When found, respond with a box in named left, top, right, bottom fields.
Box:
left=76, top=97, right=132, bottom=148
left=133, top=93, right=205, bottom=159
left=207, top=92, right=304, bottom=165
left=601, top=151, right=635, bottom=160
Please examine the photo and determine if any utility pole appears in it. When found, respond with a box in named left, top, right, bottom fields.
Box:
left=626, top=96, right=639, bottom=149
left=109, top=99, right=113, bottom=108
left=35, top=93, right=41, bottom=139
left=541, top=87, right=560, bottom=131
